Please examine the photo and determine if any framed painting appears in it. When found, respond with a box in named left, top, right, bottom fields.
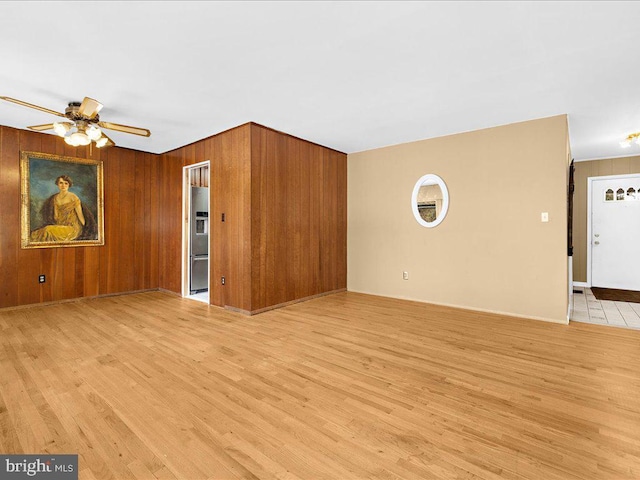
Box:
left=20, top=151, right=104, bottom=248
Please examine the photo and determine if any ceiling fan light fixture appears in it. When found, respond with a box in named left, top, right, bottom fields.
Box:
left=95, top=136, right=108, bottom=148
left=0, top=96, right=150, bottom=149
left=53, top=122, right=70, bottom=137
left=65, top=131, right=91, bottom=147
left=86, top=125, right=102, bottom=141
left=621, top=132, right=640, bottom=148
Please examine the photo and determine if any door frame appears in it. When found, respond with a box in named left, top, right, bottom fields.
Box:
left=587, top=173, right=640, bottom=287
left=182, top=160, right=211, bottom=298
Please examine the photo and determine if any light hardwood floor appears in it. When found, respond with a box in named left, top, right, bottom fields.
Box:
left=1, top=291, right=640, bottom=479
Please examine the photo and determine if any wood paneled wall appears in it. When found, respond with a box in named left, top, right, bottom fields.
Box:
left=0, top=126, right=160, bottom=309
left=1, top=122, right=346, bottom=313
left=159, top=123, right=346, bottom=314
left=210, top=125, right=252, bottom=311
left=573, top=155, right=640, bottom=282
left=157, top=149, right=184, bottom=294
left=250, top=124, right=347, bottom=311
left=159, top=124, right=252, bottom=311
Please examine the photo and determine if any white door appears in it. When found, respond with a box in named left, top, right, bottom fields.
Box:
left=591, top=175, right=640, bottom=290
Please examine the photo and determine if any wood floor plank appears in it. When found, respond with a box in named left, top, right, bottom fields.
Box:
left=1, top=291, right=640, bottom=479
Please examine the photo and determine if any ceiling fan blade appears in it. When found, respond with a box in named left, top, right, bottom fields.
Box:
left=96, top=131, right=115, bottom=148
left=78, top=97, right=103, bottom=119
left=0, top=96, right=66, bottom=118
left=98, top=121, right=151, bottom=137
left=28, top=123, right=56, bottom=132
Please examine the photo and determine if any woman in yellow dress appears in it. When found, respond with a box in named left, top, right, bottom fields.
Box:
left=30, top=175, right=87, bottom=242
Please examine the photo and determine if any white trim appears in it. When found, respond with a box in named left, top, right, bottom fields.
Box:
left=347, top=289, right=569, bottom=325
left=587, top=172, right=640, bottom=288
left=182, top=160, right=211, bottom=299
left=587, top=176, right=592, bottom=289
left=181, top=167, right=188, bottom=298
left=567, top=256, right=573, bottom=322
left=572, top=281, right=588, bottom=288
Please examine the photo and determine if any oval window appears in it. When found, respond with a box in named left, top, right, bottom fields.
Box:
left=411, top=174, right=449, bottom=228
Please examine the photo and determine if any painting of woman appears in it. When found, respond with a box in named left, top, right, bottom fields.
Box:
left=21, top=151, right=103, bottom=248
left=30, top=175, right=97, bottom=242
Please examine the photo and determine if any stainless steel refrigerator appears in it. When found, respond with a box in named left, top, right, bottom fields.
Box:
left=190, top=186, right=209, bottom=294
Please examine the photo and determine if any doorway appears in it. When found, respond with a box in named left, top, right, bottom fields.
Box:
left=588, top=173, right=640, bottom=291
left=183, top=161, right=210, bottom=304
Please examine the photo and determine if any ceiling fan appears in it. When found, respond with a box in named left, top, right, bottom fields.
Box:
left=0, top=96, right=151, bottom=148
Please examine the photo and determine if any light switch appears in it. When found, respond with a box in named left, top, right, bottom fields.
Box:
left=541, top=212, right=549, bottom=222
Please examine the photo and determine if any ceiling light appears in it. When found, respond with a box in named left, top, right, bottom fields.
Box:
left=53, top=122, right=71, bottom=137
left=64, top=134, right=79, bottom=147
left=65, top=131, right=91, bottom=147
left=621, top=132, right=640, bottom=148
left=59, top=120, right=105, bottom=147
left=86, top=125, right=102, bottom=140
left=1, top=96, right=151, bottom=149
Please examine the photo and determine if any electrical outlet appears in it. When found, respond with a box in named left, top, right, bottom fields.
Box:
left=38, top=274, right=45, bottom=283
left=541, top=212, right=549, bottom=222
left=402, top=271, right=409, bottom=280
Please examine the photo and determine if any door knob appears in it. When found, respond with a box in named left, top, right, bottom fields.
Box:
left=594, top=241, right=600, bottom=245
left=594, top=234, right=600, bottom=237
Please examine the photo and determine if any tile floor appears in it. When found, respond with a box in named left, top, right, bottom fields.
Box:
left=571, top=287, right=640, bottom=329
left=187, top=290, right=209, bottom=304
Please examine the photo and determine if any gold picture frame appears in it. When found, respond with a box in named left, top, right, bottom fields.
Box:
left=21, top=151, right=104, bottom=249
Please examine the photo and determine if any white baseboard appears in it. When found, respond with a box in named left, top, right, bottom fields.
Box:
left=347, top=289, right=569, bottom=325
left=573, top=281, right=589, bottom=288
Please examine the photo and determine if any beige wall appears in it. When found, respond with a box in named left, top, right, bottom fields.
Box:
left=572, top=155, right=640, bottom=282
left=348, top=115, right=569, bottom=323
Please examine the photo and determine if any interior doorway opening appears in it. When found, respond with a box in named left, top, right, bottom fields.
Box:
left=182, top=161, right=210, bottom=304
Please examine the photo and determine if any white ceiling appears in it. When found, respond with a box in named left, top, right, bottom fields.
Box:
left=1, top=1, right=639, bottom=160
